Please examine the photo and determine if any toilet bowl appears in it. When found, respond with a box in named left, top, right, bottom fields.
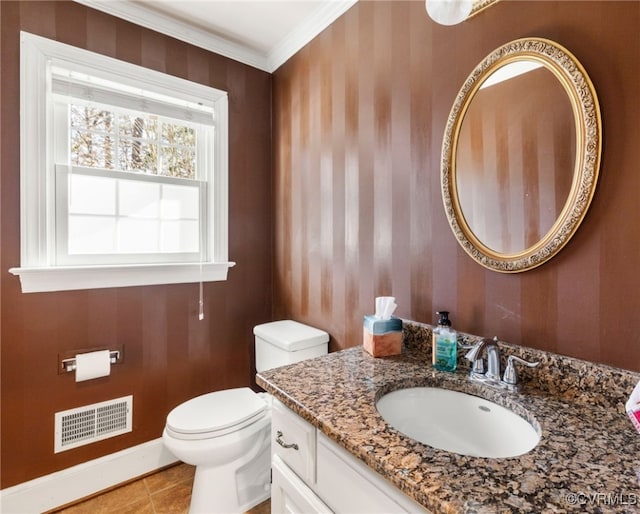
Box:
left=162, top=320, right=329, bottom=513
left=162, top=388, right=272, bottom=513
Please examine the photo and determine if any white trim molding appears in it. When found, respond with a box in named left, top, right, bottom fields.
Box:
left=0, top=438, right=178, bottom=513
left=9, top=261, right=235, bottom=293
left=266, top=1, right=357, bottom=72
left=73, top=0, right=357, bottom=73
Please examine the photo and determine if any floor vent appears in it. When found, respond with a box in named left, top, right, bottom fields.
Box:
left=54, top=395, right=132, bottom=453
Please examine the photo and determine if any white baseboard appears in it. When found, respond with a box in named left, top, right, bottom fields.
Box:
left=0, top=438, right=178, bottom=513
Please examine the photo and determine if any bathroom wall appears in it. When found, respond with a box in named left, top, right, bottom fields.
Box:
left=0, top=1, right=272, bottom=488
left=272, top=0, right=640, bottom=371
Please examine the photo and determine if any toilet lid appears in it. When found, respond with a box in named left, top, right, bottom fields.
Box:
left=166, top=388, right=267, bottom=435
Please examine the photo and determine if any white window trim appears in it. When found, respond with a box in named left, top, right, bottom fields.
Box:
left=10, top=32, right=235, bottom=293
left=12, top=263, right=232, bottom=294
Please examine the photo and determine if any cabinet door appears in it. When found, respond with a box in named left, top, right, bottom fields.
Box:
left=271, top=456, right=332, bottom=514
left=316, top=433, right=430, bottom=513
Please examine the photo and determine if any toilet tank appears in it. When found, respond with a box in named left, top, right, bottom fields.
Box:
left=254, top=320, right=329, bottom=372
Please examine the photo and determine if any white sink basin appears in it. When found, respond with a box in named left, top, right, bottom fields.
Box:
left=376, top=387, right=540, bottom=458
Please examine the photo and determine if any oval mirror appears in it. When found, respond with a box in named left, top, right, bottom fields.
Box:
left=441, top=38, right=601, bottom=272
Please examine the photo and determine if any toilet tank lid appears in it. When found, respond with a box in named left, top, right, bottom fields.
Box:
left=254, top=320, right=329, bottom=351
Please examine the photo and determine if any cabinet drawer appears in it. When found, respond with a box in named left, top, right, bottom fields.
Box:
left=271, top=399, right=317, bottom=483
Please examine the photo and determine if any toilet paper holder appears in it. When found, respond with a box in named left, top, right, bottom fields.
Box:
left=60, top=350, right=121, bottom=373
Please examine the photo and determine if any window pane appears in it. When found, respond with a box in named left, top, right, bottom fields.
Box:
left=118, top=219, right=159, bottom=253
left=161, top=145, right=195, bottom=178
left=70, top=105, right=113, bottom=133
left=119, top=139, right=158, bottom=173
left=161, top=184, right=199, bottom=219
left=70, top=105, right=115, bottom=169
left=68, top=215, right=117, bottom=254
left=162, top=122, right=195, bottom=146
left=119, top=114, right=158, bottom=139
left=69, top=174, right=116, bottom=215
left=71, top=131, right=115, bottom=169
left=119, top=180, right=160, bottom=218
left=161, top=220, right=199, bottom=253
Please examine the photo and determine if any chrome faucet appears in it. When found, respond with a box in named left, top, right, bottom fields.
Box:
left=465, top=336, right=539, bottom=392
left=465, top=336, right=502, bottom=382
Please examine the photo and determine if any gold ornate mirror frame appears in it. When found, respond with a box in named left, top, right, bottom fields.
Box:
left=470, top=0, right=500, bottom=18
left=441, top=38, right=602, bottom=273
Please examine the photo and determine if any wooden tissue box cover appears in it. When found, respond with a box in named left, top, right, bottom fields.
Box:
left=363, top=327, right=402, bottom=357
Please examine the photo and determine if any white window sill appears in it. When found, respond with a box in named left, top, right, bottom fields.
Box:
left=8, top=262, right=236, bottom=293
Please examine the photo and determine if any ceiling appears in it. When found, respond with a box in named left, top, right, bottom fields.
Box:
left=75, top=0, right=358, bottom=72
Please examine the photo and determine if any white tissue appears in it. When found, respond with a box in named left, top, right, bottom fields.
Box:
left=75, top=350, right=111, bottom=382
left=375, top=296, right=397, bottom=320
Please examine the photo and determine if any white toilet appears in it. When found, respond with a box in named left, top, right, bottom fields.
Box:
left=162, top=320, right=329, bottom=513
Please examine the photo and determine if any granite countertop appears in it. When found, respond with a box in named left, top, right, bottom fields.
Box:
left=256, top=322, right=640, bottom=514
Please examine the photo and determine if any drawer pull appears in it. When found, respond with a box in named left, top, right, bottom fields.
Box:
left=276, top=430, right=299, bottom=450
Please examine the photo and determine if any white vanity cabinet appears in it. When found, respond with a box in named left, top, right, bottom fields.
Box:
left=271, top=456, right=331, bottom=514
left=270, top=399, right=430, bottom=514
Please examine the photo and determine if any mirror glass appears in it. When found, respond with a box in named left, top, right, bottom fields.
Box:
left=456, top=62, right=576, bottom=254
left=442, top=38, right=601, bottom=272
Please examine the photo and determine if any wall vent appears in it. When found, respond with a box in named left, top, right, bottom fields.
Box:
left=54, top=395, right=133, bottom=453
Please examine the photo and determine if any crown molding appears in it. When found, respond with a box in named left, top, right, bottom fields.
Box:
left=73, top=0, right=357, bottom=73
left=74, top=0, right=269, bottom=70
left=267, top=1, right=357, bottom=72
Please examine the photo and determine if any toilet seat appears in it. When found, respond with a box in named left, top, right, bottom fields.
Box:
left=166, top=387, right=268, bottom=440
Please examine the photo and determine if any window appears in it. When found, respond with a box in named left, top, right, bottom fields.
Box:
left=53, top=79, right=208, bottom=265
left=10, top=32, right=233, bottom=293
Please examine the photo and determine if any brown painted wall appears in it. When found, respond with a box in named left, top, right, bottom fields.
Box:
left=272, top=0, right=640, bottom=371
left=0, top=2, right=272, bottom=487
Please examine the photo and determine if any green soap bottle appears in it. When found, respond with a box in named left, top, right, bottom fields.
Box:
left=432, top=311, right=457, bottom=372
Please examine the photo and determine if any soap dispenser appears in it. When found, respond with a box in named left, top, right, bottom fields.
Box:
left=432, top=311, right=457, bottom=372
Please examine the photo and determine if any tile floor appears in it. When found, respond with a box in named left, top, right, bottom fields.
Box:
left=51, top=463, right=271, bottom=514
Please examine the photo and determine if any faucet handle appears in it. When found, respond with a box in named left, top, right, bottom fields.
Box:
left=502, top=355, right=540, bottom=386
left=458, top=342, right=481, bottom=372
left=463, top=341, right=483, bottom=372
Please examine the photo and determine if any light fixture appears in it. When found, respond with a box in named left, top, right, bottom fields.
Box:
left=425, top=0, right=474, bottom=25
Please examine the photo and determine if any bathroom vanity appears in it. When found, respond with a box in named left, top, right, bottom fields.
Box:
left=271, top=398, right=426, bottom=513
left=256, top=321, right=640, bottom=513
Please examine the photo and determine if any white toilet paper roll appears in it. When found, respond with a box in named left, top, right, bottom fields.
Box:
left=75, top=350, right=111, bottom=382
